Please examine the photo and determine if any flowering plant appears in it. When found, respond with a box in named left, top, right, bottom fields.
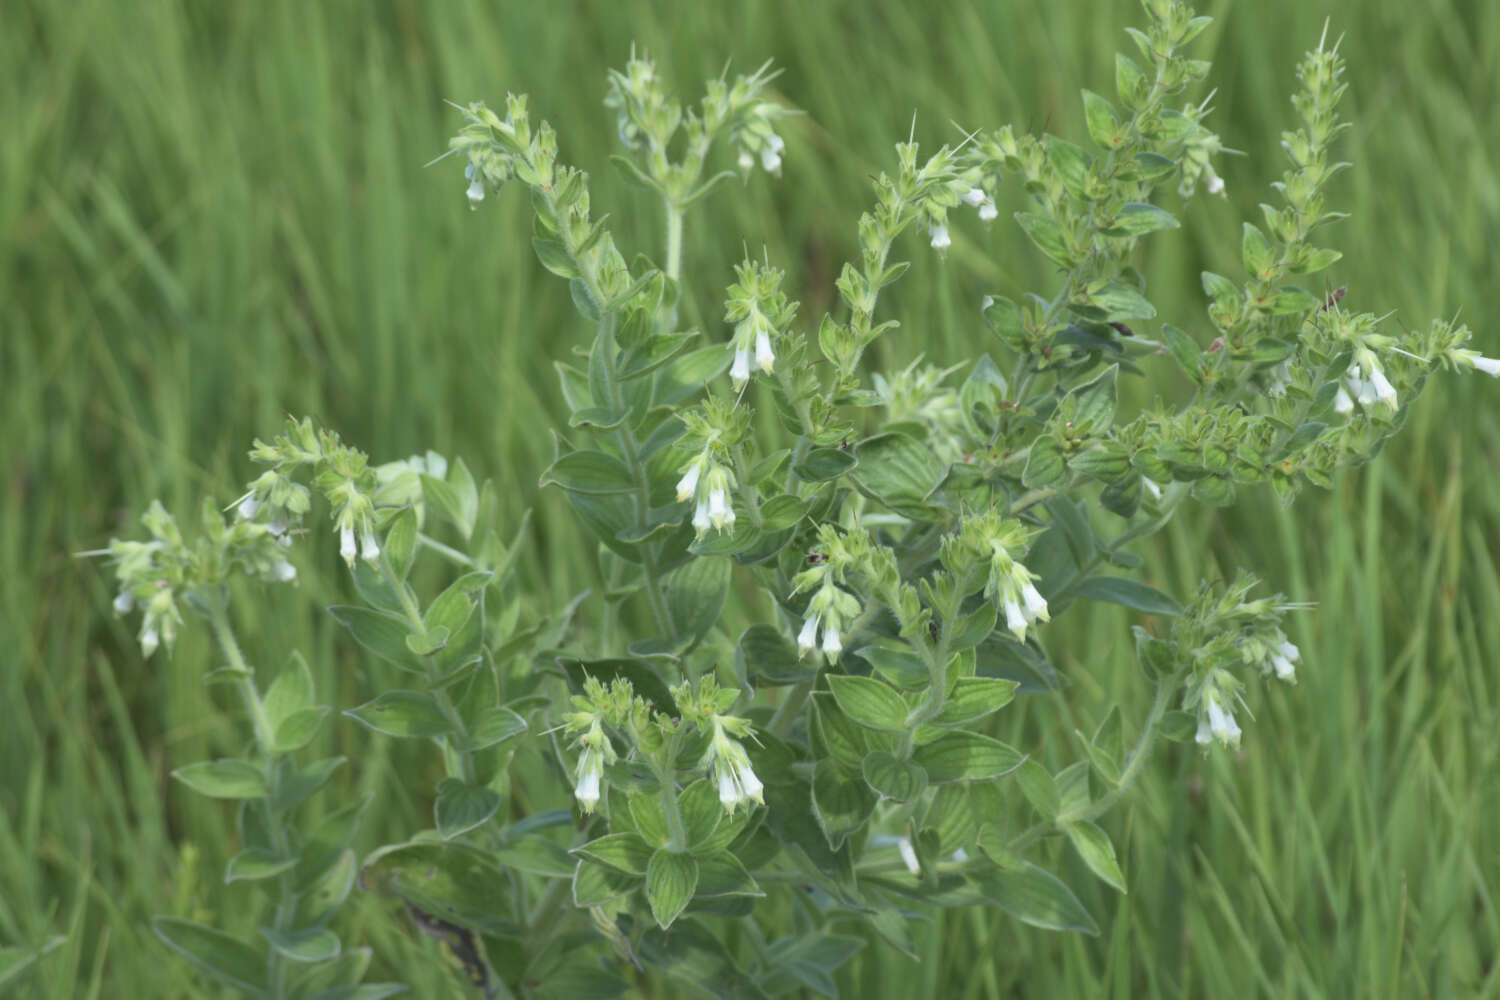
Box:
left=101, top=2, right=1496, bottom=996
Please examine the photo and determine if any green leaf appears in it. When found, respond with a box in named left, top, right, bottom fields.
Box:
left=932, top=677, right=1018, bottom=726
left=540, top=450, right=635, bottom=496
left=435, top=778, right=503, bottom=840
left=1073, top=577, right=1182, bottom=616
left=384, top=507, right=419, bottom=579
left=971, top=862, right=1099, bottom=933
left=1115, top=52, right=1147, bottom=108
left=1081, top=89, right=1120, bottom=148
left=1015, top=212, right=1073, bottom=267
left=982, top=295, right=1027, bottom=349
left=1045, top=136, right=1092, bottom=198
left=1109, top=202, right=1179, bottom=237
left=327, top=606, right=422, bottom=672
left=1201, top=270, right=1239, bottom=302
left=152, top=917, right=268, bottom=994
left=677, top=781, right=724, bottom=851
left=344, top=690, right=452, bottom=739
left=694, top=852, right=764, bottom=898
left=532, top=236, right=581, bottom=279
left=664, top=557, right=730, bottom=644
left=262, top=927, right=340, bottom=964
left=793, top=448, right=857, bottom=482
left=645, top=850, right=699, bottom=929
left=1292, top=246, right=1342, bottom=275
left=1242, top=223, right=1275, bottom=277
left=295, top=798, right=370, bottom=888
left=913, top=732, right=1024, bottom=784
left=0, top=938, right=63, bottom=991
left=495, top=835, right=576, bottom=880
left=1065, top=821, right=1127, bottom=893
left=295, top=848, right=357, bottom=927
left=1085, top=281, right=1156, bottom=321
left=173, top=759, right=268, bottom=800
left=1161, top=324, right=1203, bottom=381
left=574, top=833, right=653, bottom=876
left=264, top=651, right=315, bottom=733
left=860, top=751, right=928, bottom=802
left=736, top=624, right=815, bottom=687
left=851, top=433, right=946, bottom=520
left=404, top=625, right=450, bottom=656
left=825, top=674, right=910, bottom=732
left=1022, top=434, right=1065, bottom=489
left=811, top=758, right=877, bottom=849
left=360, top=842, right=515, bottom=936
left=466, top=705, right=527, bottom=750
left=1270, top=286, right=1321, bottom=315
left=271, top=707, right=329, bottom=754
left=225, top=847, right=296, bottom=883
left=656, top=345, right=733, bottom=407
left=1065, top=364, right=1118, bottom=432
left=1016, top=759, right=1060, bottom=820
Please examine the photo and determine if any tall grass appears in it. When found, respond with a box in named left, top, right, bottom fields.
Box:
left=4, top=0, right=1498, bottom=995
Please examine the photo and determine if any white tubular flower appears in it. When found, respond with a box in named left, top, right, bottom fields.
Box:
left=271, top=560, right=298, bottom=583
left=962, top=187, right=986, bottom=207
left=1204, top=168, right=1225, bottom=195
left=738, top=148, right=754, bottom=171
left=268, top=515, right=288, bottom=537
left=929, top=223, right=951, bottom=250
left=237, top=495, right=260, bottom=520
left=978, top=200, right=998, bottom=222
left=113, top=591, right=134, bottom=615
left=1368, top=367, right=1397, bottom=407
left=1271, top=640, right=1300, bottom=682
left=1471, top=356, right=1500, bottom=376
left=898, top=838, right=921, bottom=876
left=360, top=527, right=381, bottom=564
left=1020, top=581, right=1050, bottom=624
left=1334, top=385, right=1354, bottom=414
left=730, top=345, right=752, bottom=386
left=692, top=500, right=712, bottom=535
left=339, top=523, right=357, bottom=566
left=707, top=483, right=734, bottom=532
left=755, top=328, right=775, bottom=374
left=760, top=134, right=784, bottom=173
left=821, top=625, right=842, bottom=657
left=709, top=725, right=764, bottom=812
left=797, top=615, right=820, bottom=655
left=675, top=456, right=704, bottom=503
left=1003, top=599, right=1027, bottom=640
left=1195, top=715, right=1213, bottom=745
left=465, top=163, right=485, bottom=207
left=140, top=625, right=160, bottom=659
left=1205, top=692, right=1241, bottom=747
left=574, top=769, right=601, bottom=812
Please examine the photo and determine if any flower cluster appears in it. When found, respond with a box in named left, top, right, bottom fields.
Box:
left=677, top=451, right=737, bottom=536
left=1334, top=349, right=1398, bottom=414
left=1193, top=670, right=1243, bottom=748
left=570, top=717, right=617, bottom=814
left=704, top=716, right=764, bottom=812
left=795, top=580, right=860, bottom=661
left=965, top=515, right=1049, bottom=642
left=723, top=259, right=793, bottom=387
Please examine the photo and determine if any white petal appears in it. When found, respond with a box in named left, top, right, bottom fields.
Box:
left=822, top=626, right=842, bottom=655
left=1195, top=717, right=1213, bottom=745
left=114, top=591, right=135, bottom=615
left=360, top=530, right=381, bottom=563
left=898, top=838, right=921, bottom=875
left=1279, top=641, right=1301, bottom=663
left=755, top=330, right=775, bottom=373
left=760, top=147, right=782, bottom=173
left=928, top=224, right=951, bottom=250
left=1472, top=355, right=1500, bottom=377
left=730, top=347, right=752, bottom=384
left=736, top=764, right=764, bottom=804
left=962, top=187, right=986, bottom=207
left=575, top=770, right=601, bottom=809
left=238, top=496, right=260, bottom=520
left=466, top=178, right=485, bottom=205
left=272, top=560, right=298, bottom=583
left=797, top=616, right=820, bottom=653
left=141, top=627, right=160, bottom=658
left=1369, top=368, right=1397, bottom=406
left=738, top=149, right=754, bottom=171
left=1020, top=582, right=1050, bottom=623
left=977, top=201, right=998, bottom=221
left=675, top=462, right=702, bottom=503
left=718, top=771, right=740, bottom=807
left=1004, top=599, right=1027, bottom=639
left=1334, top=387, right=1354, bottom=414
left=1204, top=171, right=1225, bottom=195
left=1272, top=654, right=1296, bottom=681
left=340, top=525, right=357, bottom=565
left=692, top=501, right=712, bottom=534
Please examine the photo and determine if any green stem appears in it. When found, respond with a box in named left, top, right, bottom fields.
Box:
left=376, top=557, right=478, bottom=785
left=664, top=201, right=683, bottom=286
left=768, top=680, right=813, bottom=739
left=417, top=533, right=477, bottom=569
left=203, top=595, right=294, bottom=1000
left=592, top=311, right=678, bottom=638
left=1007, top=668, right=1183, bottom=854
left=656, top=763, right=688, bottom=853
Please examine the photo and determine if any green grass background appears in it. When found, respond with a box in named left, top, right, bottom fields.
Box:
left=5, top=0, right=1499, bottom=995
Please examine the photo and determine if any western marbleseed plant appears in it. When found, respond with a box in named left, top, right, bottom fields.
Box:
left=103, top=3, right=1500, bottom=996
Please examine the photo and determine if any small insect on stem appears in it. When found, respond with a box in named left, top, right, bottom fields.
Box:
left=1320, top=285, right=1347, bottom=312
left=1109, top=322, right=1135, bottom=337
